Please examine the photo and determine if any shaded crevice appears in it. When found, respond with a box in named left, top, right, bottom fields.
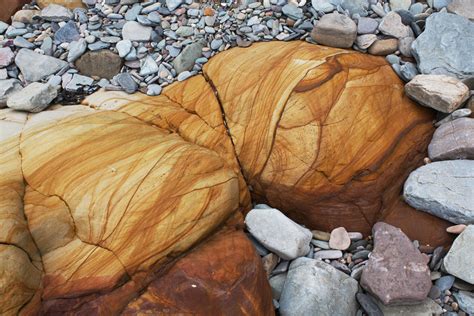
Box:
left=202, top=71, right=250, bottom=191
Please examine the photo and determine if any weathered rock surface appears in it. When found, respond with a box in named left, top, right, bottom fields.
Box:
left=204, top=41, right=450, bottom=245
left=404, top=160, right=474, bottom=225
left=0, top=72, right=269, bottom=314
left=428, top=118, right=474, bottom=160
left=0, top=79, right=22, bottom=107
left=360, top=222, right=431, bottom=305
left=412, top=12, right=474, bottom=79
left=405, top=75, right=470, bottom=113
left=15, top=48, right=68, bottom=82
left=310, top=12, right=357, bottom=48
left=279, top=258, right=358, bottom=316
left=453, top=291, right=474, bottom=314
left=37, top=0, right=85, bottom=9
left=245, top=208, right=312, bottom=260
left=447, top=0, right=474, bottom=20
left=75, top=50, right=123, bottom=79
left=444, top=225, right=474, bottom=284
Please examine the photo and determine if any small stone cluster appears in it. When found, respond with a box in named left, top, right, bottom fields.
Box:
left=0, top=0, right=473, bottom=112
left=246, top=205, right=474, bottom=315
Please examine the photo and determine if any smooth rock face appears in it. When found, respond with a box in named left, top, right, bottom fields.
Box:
left=378, top=11, right=412, bottom=38
left=368, top=38, right=398, bottom=55
left=360, top=222, right=431, bottom=305
left=404, top=160, right=474, bottom=225
left=405, top=75, right=470, bottom=113
left=279, top=258, right=358, bottom=316
left=122, top=21, right=152, bottom=41
left=7, top=82, right=57, bottom=112
left=75, top=50, right=122, bottom=79
left=311, top=12, right=357, bottom=48
left=412, top=12, right=474, bottom=79
left=15, top=48, right=68, bottom=82
left=245, top=208, right=312, bottom=260
left=447, top=0, right=474, bottom=20
left=444, top=225, right=474, bottom=284
left=329, top=227, right=351, bottom=250
left=428, top=118, right=474, bottom=160
left=173, top=40, right=204, bottom=74
left=204, top=41, right=449, bottom=245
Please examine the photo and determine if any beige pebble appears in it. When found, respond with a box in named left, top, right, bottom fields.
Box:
left=312, top=230, right=331, bottom=241
left=329, top=227, right=351, bottom=251
left=446, top=224, right=467, bottom=234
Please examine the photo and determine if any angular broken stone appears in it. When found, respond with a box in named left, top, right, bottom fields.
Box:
left=279, top=258, right=358, bottom=316
left=428, top=118, right=474, bottom=161
left=310, top=12, right=357, bottom=48
left=444, top=225, right=474, bottom=284
left=405, top=75, right=470, bottom=113
left=173, top=41, right=204, bottom=74
left=0, top=47, right=15, bottom=68
left=378, top=11, right=413, bottom=39
left=40, top=4, right=73, bottom=22
left=245, top=208, right=312, bottom=260
left=360, top=222, right=431, bottom=305
left=404, top=160, right=474, bottom=225
left=0, top=79, right=22, bottom=107
left=7, top=82, right=58, bottom=113
left=15, top=49, right=68, bottom=82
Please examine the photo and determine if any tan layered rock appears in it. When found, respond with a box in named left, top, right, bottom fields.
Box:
left=0, top=41, right=454, bottom=315
left=37, top=0, right=85, bottom=9
left=204, top=41, right=449, bottom=244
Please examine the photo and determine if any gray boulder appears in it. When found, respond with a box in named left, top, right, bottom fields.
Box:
left=412, top=12, right=474, bottom=79
left=7, top=82, right=57, bottom=113
left=279, top=258, right=358, bottom=316
left=245, top=208, right=312, bottom=260
left=404, top=160, right=474, bottom=224
left=444, top=225, right=474, bottom=284
left=310, top=12, right=357, bottom=48
left=428, top=118, right=474, bottom=161
left=15, top=49, right=68, bottom=82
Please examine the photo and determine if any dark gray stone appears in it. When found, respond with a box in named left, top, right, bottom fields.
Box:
left=356, top=293, right=383, bottom=316
left=54, top=21, right=80, bottom=43
left=115, top=73, right=137, bottom=94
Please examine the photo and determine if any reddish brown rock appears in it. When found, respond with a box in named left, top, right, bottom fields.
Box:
left=360, top=222, right=432, bottom=305
left=428, top=118, right=474, bottom=161
left=0, top=0, right=30, bottom=22
left=122, top=227, right=274, bottom=315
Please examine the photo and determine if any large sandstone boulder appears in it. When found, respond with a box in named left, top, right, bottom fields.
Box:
left=203, top=41, right=450, bottom=245
left=0, top=42, right=454, bottom=314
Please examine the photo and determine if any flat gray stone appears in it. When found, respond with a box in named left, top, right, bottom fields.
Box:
left=279, top=258, right=358, bottom=316
left=166, top=0, right=184, bottom=11
left=122, top=21, right=152, bottom=41
left=341, top=0, right=369, bottom=16
left=7, top=82, right=57, bottom=113
left=54, top=21, right=80, bottom=43
left=115, top=73, right=137, bottom=94
left=429, top=118, right=474, bottom=161
left=282, top=4, right=303, bottom=20
left=139, top=55, right=159, bottom=76
left=313, top=249, right=343, bottom=259
left=0, top=79, right=22, bottom=107
left=453, top=291, right=474, bottom=315
left=13, top=36, right=35, bottom=49
left=245, top=208, right=312, bottom=260
left=444, top=225, right=474, bottom=284
left=64, top=74, right=93, bottom=92
left=15, top=49, right=68, bottom=82
left=173, top=41, right=204, bottom=74
left=375, top=298, right=443, bottom=316
left=405, top=74, right=470, bottom=113
left=412, top=12, right=474, bottom=79
left=41, top=4, right=73, bottom=22
left=312, top=0, right=336, bottom=12
left=116, top=40, right=132, bottom=58
left=390, top=0, right=412, bottom=11
left=357, top=17, right=378, bottom=34
left=404, top=160, right=474, bottom=225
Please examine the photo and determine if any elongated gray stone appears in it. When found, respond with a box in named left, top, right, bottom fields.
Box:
left=245, top=208, right=312, bottom=260
left=279, top=258, right=358, bottom=316
left=412, top=12, right=474, bottom=79
left=404, top=160, right=474, bottom=225
left=444, top=225, right=474, bottom=284
left=428, top=118, right=474, bottom=161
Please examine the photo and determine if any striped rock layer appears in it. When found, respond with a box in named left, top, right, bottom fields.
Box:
left=0, top=42, right=451, bottom=315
